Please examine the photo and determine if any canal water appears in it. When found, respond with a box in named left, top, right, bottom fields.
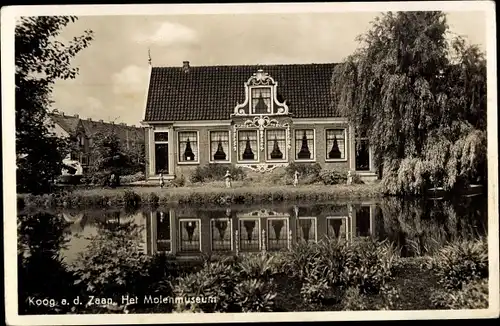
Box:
left=18, top=195, right=488, bottom=262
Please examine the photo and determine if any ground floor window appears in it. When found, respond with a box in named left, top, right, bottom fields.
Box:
left=238, top=130, right=258, bottom=162
left=326, top=129, right=346, bottom=160
left=210, top=218, right=232, bottom=251
left=326, top=216, right=348, bottom=241
left=210, top=131, right=230, bottom=162
left=295, top=129, right=315, bottom=161
left=296, top=217, right=317, bottom=243
left=266, top=129, right=286, bottom=161
left=178, top=219, right=201, bottom=253
left=239, top=219, right=260, bottom=251
left=178, top=131, right=199, bottom=163
left=356, top=206, right=371, bottom=237
left=267, top=218, right=289, bottom=251
left=154, top=131, right=169, bottom=174
left=355, top=137, right=370, bottom=171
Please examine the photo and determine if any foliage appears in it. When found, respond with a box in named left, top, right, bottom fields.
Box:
left=147, top=192, right=160, bottom=206
left=430, top=279, right=488, bottom=309
left=319, top=169, right=348, bottom=185
left=426, top=238, right=488, bottom=290
left=68, top=222, right=152, bottom=300
left=341, top=287, right=368, bottom=311
left=190, top=164, right=246, bottom=183
left=120, top=172, right=146, bottom=184
left=332, top=12, right=487, bottom=195
left=16, top=16, right=93, bottom=194
left=123, top=190, right=141, bottom=209
left=285, top=162, right=322, bottom=184
left=171, top=174, right=186, bottom=187
left=234, top=278, right=277, bottom=312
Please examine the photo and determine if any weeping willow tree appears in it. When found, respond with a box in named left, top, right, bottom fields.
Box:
left=332, top=12, right=486, bottom=195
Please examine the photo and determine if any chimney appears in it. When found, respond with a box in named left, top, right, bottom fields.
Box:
left=182, top=61, right=190, bottom=73
left=87, top=117, right=92, bottom=121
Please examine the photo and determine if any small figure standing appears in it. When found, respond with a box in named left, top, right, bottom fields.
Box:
left=347, top=170, right=353, bottom=185
left=224, top=169, right=232, bottom=188
left=109, top=173, right=116, bottom=188
left=159, top=173, right=165, bottom=188
left=293, top=170, right=300, bottom=187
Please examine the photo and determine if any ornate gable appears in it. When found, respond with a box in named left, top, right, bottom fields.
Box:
left=232, top=69, right=290, bottom=117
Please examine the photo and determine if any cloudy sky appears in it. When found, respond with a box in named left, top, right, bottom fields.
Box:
left=50, top=11, right=487, bottom=126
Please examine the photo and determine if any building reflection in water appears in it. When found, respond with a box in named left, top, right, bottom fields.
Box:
left=145, top=203, right=377, bottom=257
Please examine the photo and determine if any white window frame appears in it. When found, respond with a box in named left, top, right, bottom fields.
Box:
left=326, top=216, right=350, bottom=241
left=153, top=130, right=170, bottom=175
left=296, top=216, right=318, bottom=243
left=236, top=129, right=260, bottom=163
left=178, top=218, right=202, bottom=253
left=208, top=130, right=231, bottom=164
left=238, top=218, right=261, bottom=252
left=250, top=86, right=273, bottom=115
left=294, top=129, right=316, bottom=162
left=325, top=128, right=348, bottom=162
left=209, top=218, right=233, bottom=251
left=152, top=211, right=173, bottom=254
left=264, top=128, right=288, bottom=163
left=177, top=130, right=200, bottom=165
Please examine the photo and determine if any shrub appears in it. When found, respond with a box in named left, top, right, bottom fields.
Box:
left=300, top=271, right=330, bottom=304
left=120, top=172, right=146, bottom=184
left=171, top=174, right=186, bottom=187
left=430, top=279, right=488, bottom=309
left=123, top=190, right=141, bottom=209
left=57, top=174, right=83, bottom=185
left=146, top=192, right=159, bottom=206
left=190, top=164, right=246, bottom=183
left=234, top=278, right=277, bottom=312
left=285, top=162, right=322, bottom=184
left=173, top=260, right=240, bottom=313
left=427, top=238, right=488, bottom=290
left=319, top=169, right=348, bottom=185
left=237, top=253, right=277, bottom=281
left=341, top=287, right=368, bottom=311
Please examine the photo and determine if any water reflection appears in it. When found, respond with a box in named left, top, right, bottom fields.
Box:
left=18, top=195, right=488, bottom=262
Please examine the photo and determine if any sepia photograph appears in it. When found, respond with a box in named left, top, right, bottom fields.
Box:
left=2, top=2, right=498, bottom=325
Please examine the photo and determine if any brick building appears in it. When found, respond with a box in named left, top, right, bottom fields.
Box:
left=49, top=112, right=145, bottom=173
left=142, top=61, right=377, bottom=182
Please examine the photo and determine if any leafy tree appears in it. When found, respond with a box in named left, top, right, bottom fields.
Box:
left=331, top=12, right=486, bottom=195
left=16, top=17, right=93, bottom=194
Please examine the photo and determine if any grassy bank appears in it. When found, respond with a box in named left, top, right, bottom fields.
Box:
left=18, top=182, right=383, bottom=209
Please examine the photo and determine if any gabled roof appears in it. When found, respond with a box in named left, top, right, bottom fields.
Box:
left=144, top=63, right=338, bottom=122
left=49, top=113, right=144, bottom=143
left=49, top=113, right=81, bottom=134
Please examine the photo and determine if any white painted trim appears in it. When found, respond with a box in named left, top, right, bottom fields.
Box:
left=264, top=128, right=288, bottom=163
left=236, top=129, right=260, bottom=164
left=293, top=128, right=317, bottom=162
left=324, top=128, right=348, bottom=162
left=326, top=216, right=350, bottom=241
left=174, top=120, right=232, bottom=127
left=209, top=218, right=234, bottom=252
left=177, top=130, right=200, bottom=165
left=238, top=218, right=261, bottom=251
left=152, top=129, right=170, bottom=175
left=178, top=218, right=202, bottom=253
left=293, top=117, right=349, bottom=124
left=208, top=129, right=232, bottom=164
left=297, top=217, right=318, bottom=242
left=142, top=64, right=152, bottom=123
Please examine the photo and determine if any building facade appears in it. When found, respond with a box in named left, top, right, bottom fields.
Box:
left=49, top=112, right=145, bottom=174
left=142, top=62, right=377, bottom=182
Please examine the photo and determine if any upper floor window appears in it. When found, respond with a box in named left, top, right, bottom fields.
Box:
left=251, top=87, right=271, bottom=114
left=266, top=129, right=286, bottom=161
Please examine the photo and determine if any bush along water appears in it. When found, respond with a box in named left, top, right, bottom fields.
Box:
left=190, top=164, right=246, bottom=183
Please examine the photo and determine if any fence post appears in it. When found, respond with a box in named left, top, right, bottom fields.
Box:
left=235, top=229, right=239, bottom=256
left=288, top=229, right=292, bottom=250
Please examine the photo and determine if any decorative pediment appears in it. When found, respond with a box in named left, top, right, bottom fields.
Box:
left=233, top=69, right=290, bottom=116
left=237, top=208, right=290, bottom=218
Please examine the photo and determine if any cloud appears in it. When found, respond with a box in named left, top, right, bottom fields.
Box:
left=133, top=21, right=198, bottom=46
left=112, top=65, right=149, bottom=95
